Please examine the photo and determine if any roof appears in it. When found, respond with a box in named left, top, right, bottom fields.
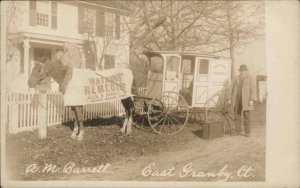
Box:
left=77, top=0, right=131, bottom=14
left=142, top=51, right=230, bottom=60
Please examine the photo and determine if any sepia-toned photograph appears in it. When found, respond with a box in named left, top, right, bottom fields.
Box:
left=0, top=0, right=299, bottom=187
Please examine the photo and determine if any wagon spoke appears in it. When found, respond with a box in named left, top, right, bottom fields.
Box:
left=217, top=92, right=225, bottom=109
left=227, top=112, right=235, bottom=120
left=225, top=115, right=232, bottom=128
left=150, top=113, right=166, bottom=120
left=169, top=116, right=174, bottom=126
left=168, top=110, right=186, bottom=115
left=169, top=97, right=177, bottom=108
left=148, top=92, right=188, bottom=135
left=210, top=97, right=218, bottom=106
left=207, top=108, right=221, bottom=114
left=169, top=115, right=184, bottom=126
left=158, top=116, right=167, bottom=134
left=168, top=112, right=186, bottom=119
left=178, top=99, right=187, bottom=108
left=152, top=116, right=166, bottom=128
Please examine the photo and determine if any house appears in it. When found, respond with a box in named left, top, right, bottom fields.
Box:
left=6, top=0, right=131, bottom=92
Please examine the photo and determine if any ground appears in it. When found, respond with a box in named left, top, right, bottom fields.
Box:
left=6, top=103, right=265, bottom=182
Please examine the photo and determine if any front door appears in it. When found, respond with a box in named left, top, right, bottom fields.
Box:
left=34, top=48, right=51, bottom=62
left=192, top=58, right=210, bottom=107
left=163, top=55, right=181, bottom=93
left=192, top=58, right=231, bottom=108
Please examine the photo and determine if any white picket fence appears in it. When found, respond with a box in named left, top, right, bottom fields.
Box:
left=7, top=91, right=125, bottom=134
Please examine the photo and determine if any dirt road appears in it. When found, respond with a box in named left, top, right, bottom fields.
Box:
left=57, top=103, right=266, bottom=182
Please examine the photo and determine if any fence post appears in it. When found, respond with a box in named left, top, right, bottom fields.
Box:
left=38, top=91, right=47, bottom=139
left=9, top=93, right=18, bottom=134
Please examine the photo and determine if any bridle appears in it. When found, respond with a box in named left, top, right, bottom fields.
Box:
left=34, top=62, right=47, bottom=81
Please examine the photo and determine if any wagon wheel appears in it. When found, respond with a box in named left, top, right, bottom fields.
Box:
left=132, top=98, right=149, bottom=129
left=204, top=90, right=235, bottom=134
left=147, top=91, right=189, bottom=135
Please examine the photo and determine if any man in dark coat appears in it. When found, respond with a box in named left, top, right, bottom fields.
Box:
left=228, top=64, right=256, bottom=137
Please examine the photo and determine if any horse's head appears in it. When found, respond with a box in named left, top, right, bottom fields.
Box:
left=28, top=62, right=47, bottom=88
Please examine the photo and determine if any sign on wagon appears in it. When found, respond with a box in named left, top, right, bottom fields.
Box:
left=64, top=68, right=133, bottom=106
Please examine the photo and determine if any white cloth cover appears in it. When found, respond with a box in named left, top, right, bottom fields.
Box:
left=64, top=68, right=133, bottom=106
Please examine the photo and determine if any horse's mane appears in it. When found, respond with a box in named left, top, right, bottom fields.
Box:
left=45, top=59, right=72, bottom=93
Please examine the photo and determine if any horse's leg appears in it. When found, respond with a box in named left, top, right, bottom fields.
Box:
left=120, top=98, right=128, bottom=134
left=120, top=110, right=128, bottom=134
left=126, top=98, right=134, bottom=135
left=74, top=106, right=84, bottom=141
left=70, top=106, right=79, bottom=139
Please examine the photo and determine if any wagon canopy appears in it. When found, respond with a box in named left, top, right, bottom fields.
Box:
left=142, top=51, right=230, bottom=60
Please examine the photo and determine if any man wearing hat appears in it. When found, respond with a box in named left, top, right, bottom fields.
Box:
left=227, top=64, right=256, bottom=137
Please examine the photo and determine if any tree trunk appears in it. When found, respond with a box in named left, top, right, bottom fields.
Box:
left=226, top=1, right=235, bottom=80
left=230, top=43, right=235, bottom=80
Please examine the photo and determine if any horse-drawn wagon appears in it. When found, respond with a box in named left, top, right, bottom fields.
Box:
left=28, top=50, right=234, bottom=140
left=132, top=51, right=235, bottom=135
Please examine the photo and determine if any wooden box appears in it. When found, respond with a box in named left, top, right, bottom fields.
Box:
left=202, top=121, right=223, bottom=139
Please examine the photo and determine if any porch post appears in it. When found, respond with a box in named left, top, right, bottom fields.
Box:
left=23, top=38, right=31, bottom=85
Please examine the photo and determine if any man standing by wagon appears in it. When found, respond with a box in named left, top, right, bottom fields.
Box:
left=228, top=64, right=256, bottom=137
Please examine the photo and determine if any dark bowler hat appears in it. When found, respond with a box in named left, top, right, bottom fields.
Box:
left=239, top=64, right=248, bottom=71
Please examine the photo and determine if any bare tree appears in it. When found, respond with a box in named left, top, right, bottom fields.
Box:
left=120, top=1, right=264, bottom=80
left=120, top=1, right=222, bottom=85
left=123, top=1, right=222, bottom=51
left=199, top=1, right=265, bottom=79
left=61, top=42, right=83, bottom=68
left=6, top=1, right=24, bottom=63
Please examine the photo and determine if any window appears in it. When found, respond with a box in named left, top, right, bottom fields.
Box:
left=36, top=1, right=49, bottom=26
left=29, top=1, right=57, bottom=29
left=78, top=7, right=120, bottom=39
left=96, top=10, right=105, bottom=36
left=149, top=56, right=163, bottom=73
left=166, top=56, right=180, bottom=79
left=181, top=57, right=195, bottom=74
left=104, top=54, right=115, bottom=69
left=166, top=56, right=180, bottom=71
left=105, top=13, right=114, bottom=38
left=79, top=7, right=105, bottom=37
left=83, top=8, right=96, bottom=34
left=199, top=59, right=209, bottom=74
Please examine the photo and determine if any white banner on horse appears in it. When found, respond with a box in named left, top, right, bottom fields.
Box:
left=64, top=68, right=133, bottom=106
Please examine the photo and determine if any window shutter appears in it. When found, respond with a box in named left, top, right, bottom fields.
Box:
left=96, top=10, right=105, bottom=37
left=78, top=7, right=84, bottom=34
left=115, top=15, right=120, bottom=39
left=111, top=56, right=115, bottom=68
left=104, top=55, right=115, bottom=69
left=51, top=1, right=57, bottom=29
left=29, top=1, right=36, bottom=26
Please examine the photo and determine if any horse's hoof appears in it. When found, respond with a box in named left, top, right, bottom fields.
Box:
left=77, top=135, right=83, bottom=141
left=126, top=129, right=132, bottom=135
left=70, top=133, right=77, bottom=140
left=76, top=131, right=84, bottom=141
left=120, top=128, right=126, bottom=134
